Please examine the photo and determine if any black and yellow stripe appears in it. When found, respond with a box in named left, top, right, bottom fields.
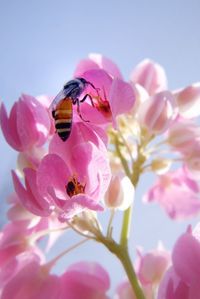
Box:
left=52, top=98, right=73, bottom=141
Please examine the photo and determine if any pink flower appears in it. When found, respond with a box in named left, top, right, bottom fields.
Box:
left=174, top=82, right=200, bottom=118
left=12, top=168, right=53, bottom=217
left=60, top=261, right=110, bottom=299
left=74, top=53, right=123, bottom=79
left=138, top=91, right=175, bottom=134
left=0, top=252, right=61, bottom=299
left=0, top=251, right=110, bottom=299
left=115, top=280, right=137, bottom=299
left=0, top=220, right=42, bottom=267
left=49, top=119, right=108, bottom=161
left=167, top=117, right=200, bottom=155
left=37, top=141, right=111, bottom=220
left=130, top=59, right=167, bottom=96
left=135, top=246, right=170, bottom=286
left=143, top=167, right=200, bottom=219
left=184, top=151, right=200, bottom=180
left=158, top=227, right=200, bottom=299
left=115, top=280, right=153, bottom=299
left=73, top=68, right=135, bottom=127
left=0, top=94, right=51, bottom=151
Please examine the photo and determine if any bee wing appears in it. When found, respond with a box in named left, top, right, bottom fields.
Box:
left=49, top=89, right=67, bottom=111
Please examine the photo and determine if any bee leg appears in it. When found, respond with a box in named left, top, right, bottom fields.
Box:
left=76, top=99, right=90, bottom=122
left=86, top=81, right=100, bottom=95
left=80, top=94, right=95, bottom=107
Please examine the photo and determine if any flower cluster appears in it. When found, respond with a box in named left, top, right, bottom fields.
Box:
left=1, top=53, right=200, bottom=298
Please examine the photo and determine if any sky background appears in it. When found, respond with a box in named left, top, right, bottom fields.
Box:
left=0, top=0, right=200, bottom=294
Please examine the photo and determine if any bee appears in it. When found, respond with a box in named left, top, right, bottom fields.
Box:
left=51, top=77, right=98, bottom=141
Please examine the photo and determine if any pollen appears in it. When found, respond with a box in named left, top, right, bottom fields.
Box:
left=92, top=94, right=111, bottom=117
left=66, top=175, right=86, bottom=197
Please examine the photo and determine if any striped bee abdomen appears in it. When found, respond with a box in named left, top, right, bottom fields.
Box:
left=53, top=98, right=73, bottom=141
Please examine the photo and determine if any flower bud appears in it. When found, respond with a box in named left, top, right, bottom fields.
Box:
left=72, top=211, right=101, bottom=236
left=0, top=94, right=51, bottom=151
left=104, top=174, right=134, bottom=210
left=184, top=152, right=200, bottom=179
left=167, top=118, right=200, bottom=155
left=151, top=159, right=171, bottom=175
left=174, top=82, right=200, bottom=118
left=136, top=245, right=171, bottom=285
left=130, top=83, right=149, bottom=116
left=138, top=91, right=175, bottom=134
left=130, top=59, right=167, bottom=96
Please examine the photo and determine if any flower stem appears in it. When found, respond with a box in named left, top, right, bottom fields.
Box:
left=116, top=246, right=145, bottom=299
left=120, top=205, right=132, bottom=246
left=45, top=238, right=89, bottom=270
left=97, top=235, right=145, bottom=299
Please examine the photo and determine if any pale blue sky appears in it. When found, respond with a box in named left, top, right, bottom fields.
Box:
left=0, top=0, right=200, bottom=293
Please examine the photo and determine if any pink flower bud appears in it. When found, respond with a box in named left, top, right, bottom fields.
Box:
left=158, top=227, right=200, bottom=298
left=184, top=151, right=200, bottom=179
left=136, top=246, right=171, bottom=285
left=167, top=118, right=200, bottom=155
left=104, top=175, right=134, bottom=210
left=138, top=91, right=175, bottom=134
left=0, top=94, right=51, bottom=151
left=174, top=82, right=200, bottom=118
left=130, top=59, right=167, bottom=96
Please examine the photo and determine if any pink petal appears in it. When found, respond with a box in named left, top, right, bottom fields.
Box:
left=174, top=82, right=200, bottom=118
left=37, top=154, right=71, bottom=201
left=109, top=78, right=135, bottom=117
left=16, top=97, right=39, bottom=149
left=67, top=261, right=110, bottom=291
left=59, top=194, right=104, bottom=220
left=74, top=102, right=110, bottom=125
left=130, top=59, right=167, bottom=96
left=82, top=69, right=113, bottom=99
left=137, top=249, right=170, bottom=285
left=74, top=59, right=100, bottom=77
left=89, top=53, right=123, bottom=79
left=30, top=275, right=61, bottom=299
left=144, top=168, right=200, bottom=220
left=139, top=91, right=175, bottom=134
left=22, top=94, right=51, bottom=146
left=12, top=171, right=51, bottom=217
left=24, top=168, right=53, bottom=211
left=60, top=262, right=110, bottom=298
left=0, top=103, right=22, bottom=150
left=158, top=267, right=189, bottom=299
left=115, top=280, right=137, bottom=299
left=49, top=121, right=108, bottom=166
left=71, top=142, right=111, bottom=198
left=1, top=253, right=60, bottom=299
left=172, top=232, right=200, bottom=285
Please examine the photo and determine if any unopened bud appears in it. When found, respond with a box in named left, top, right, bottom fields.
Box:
left=130, top=59, right=167, bottom=96
left=104, top=174, right=134, bottom=210
left=151, top=159, right=171, bottom=175
left=138, top=91, right=175, bottom=134
left=174, top=82, right=200, bottom=118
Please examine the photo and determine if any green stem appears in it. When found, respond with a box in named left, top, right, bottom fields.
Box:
left=45, top=238, right=89, bottom=270
left=120, top=205, right=132, bottom=246
left=97, top=235, right=145, bottom=299
left=114, top=135, right=132, bottom=178
left=116, top=246, right=145, bottom=299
